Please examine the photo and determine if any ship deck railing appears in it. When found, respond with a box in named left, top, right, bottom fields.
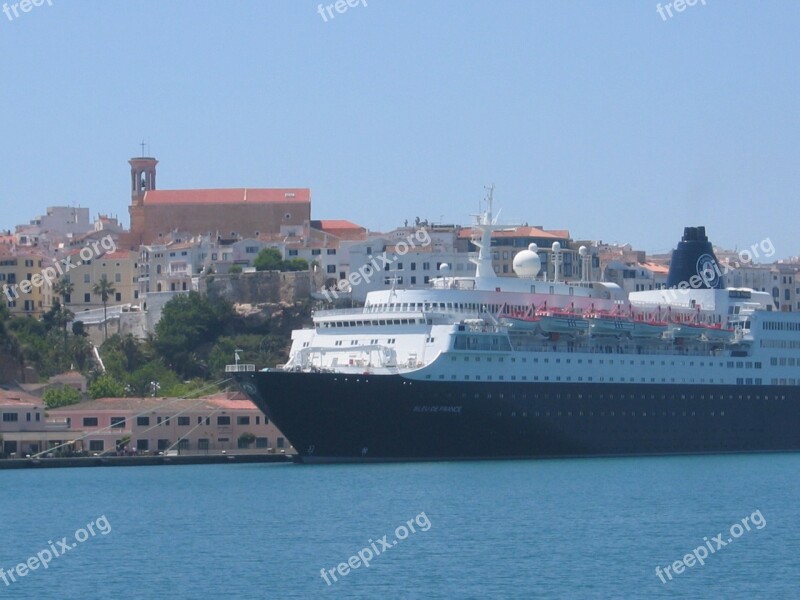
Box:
left=225, top=364, right=256, bottom=372
left=506, top=339, right=751, bottom=358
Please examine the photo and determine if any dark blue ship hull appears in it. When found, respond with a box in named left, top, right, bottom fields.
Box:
left=235, top=371, right=800, bottom=463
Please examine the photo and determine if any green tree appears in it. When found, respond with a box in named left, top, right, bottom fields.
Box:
left=154, top=292, right=233, bottom=378
left=228, top=264, right=243, bottom=274
left=0, top=304, right=23, bottom=376
left=285, top=258, right=309, bottom=272
left=43, top=385, right=82, bottom=409
left=88, top=374, right=125, bottom=399
left=238, top=432, right=256, bottom=448
left=252, top=248, right=308, bottom=272
left=8, top=316, right=59, bottom=376
left=54, top=303, right=74, bottom=357
left=69, top=335, right=94, bottom=372
left=253, top=247, right=283, bottom=271
left=52, top=277, right=75, bottom=353
left=92, top=275, right=116, bottom=342
left=125, top=361, right=182, bottom=397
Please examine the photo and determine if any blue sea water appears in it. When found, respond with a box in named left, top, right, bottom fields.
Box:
left=0, top=453, right=797, bottom=599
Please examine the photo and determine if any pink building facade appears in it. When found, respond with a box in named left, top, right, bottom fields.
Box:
left=0, top=391, right=71, bottom=457
left=47, top=393, right=292, bottom=456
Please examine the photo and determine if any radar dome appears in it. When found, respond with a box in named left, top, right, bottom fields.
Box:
left=512, top=247, right=541, bottom=278
left=440, top=263, right=450, bottom=273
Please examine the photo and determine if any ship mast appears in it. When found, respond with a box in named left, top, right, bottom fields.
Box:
left=469, top=185, right=499, bottom=279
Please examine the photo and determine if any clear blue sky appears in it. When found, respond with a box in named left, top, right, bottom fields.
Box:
left=1, top=1, right=798, bottom=257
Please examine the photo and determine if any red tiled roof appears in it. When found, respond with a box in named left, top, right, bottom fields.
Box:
left=0, top=390, right=43, bottom=407
left=49, top=393, right=260, bottom=413
left=143, top=189, right=310, bottom=206
left=51, top=370, right=84, bottom=380
left=313, top=220, right=363, bottom=230
left=458, top=226, right=570, bottom=240
left=640, top=262, right=670, bottom=274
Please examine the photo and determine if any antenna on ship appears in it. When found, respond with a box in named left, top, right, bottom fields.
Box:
left=469, top=185, right=499, bottom=279
left=388, top=275, right=399, bottom=301
left=579, top=246, right=590, bottom=283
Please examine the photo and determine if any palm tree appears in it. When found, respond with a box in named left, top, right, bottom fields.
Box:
left=69, top=335, right=94, bottom=372
left=52, top=276, right=74, bottom=305
left=120, top=333, right=139, bottom=371
left=52, top=277, right=74, bottom=354
left=92, top=275, right=116, bottom=342
left=55, top=303, right=74, bottom=358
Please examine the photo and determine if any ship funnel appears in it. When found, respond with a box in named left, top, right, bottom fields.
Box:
left=665, top=226, right=723, bottom=289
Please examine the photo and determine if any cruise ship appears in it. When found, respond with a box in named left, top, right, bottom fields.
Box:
left=234, top=196, right=800, bottom=463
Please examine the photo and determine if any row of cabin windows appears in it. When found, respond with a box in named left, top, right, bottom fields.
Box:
left=448, top=355, right=762, bottom=369
left=488, top=410, right=727, bottom=418
left=320, top=318, right=429, bottom=328
left=426, top=373, right=762, bottom=384
left=453, top=391, right=753, bottom=400
left=423, top=391, right=786, bottom=401
left=760, top=339, right=800, bottom=349
left=770, top=357, right=800, bottom=367
left=764, top=321, right=800, bottom=331
left=369, top=302, right=504, bottom=313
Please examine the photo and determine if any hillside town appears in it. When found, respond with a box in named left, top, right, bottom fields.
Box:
left=1, top=154, right=798, bottom=461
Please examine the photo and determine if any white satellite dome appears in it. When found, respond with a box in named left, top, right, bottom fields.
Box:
left=512, top=244, right=541, bottom=278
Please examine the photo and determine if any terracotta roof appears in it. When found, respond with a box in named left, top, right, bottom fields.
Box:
left=51, top=371, right=85, bottom=380
left=143, top=189, right=310, bottom=206
left=0, top=390, right=44, bottom=407
left=640, top=262, right=670, bottom=274
left=312, top=220, right=364, bottom=230
left=166, top=242, right=198, bottom=251
left=458, top=226, right=570, bottom=240
left=49, top=393, right=260, bottom=413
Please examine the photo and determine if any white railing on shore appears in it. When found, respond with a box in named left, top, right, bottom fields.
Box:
left=70, top=304, right=133, bottom=325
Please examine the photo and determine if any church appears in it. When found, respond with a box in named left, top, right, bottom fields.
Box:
left=125, top=155, right=311, bottom=247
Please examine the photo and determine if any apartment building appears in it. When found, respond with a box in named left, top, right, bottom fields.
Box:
left=0, top=251, right=54, bottom=316
left=60, top=250, right=140, bottom=311
left=0, top=390, right=67, bottom=457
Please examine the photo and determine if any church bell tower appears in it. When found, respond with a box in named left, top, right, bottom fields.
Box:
left=128, top=146, right=158, bottom=247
